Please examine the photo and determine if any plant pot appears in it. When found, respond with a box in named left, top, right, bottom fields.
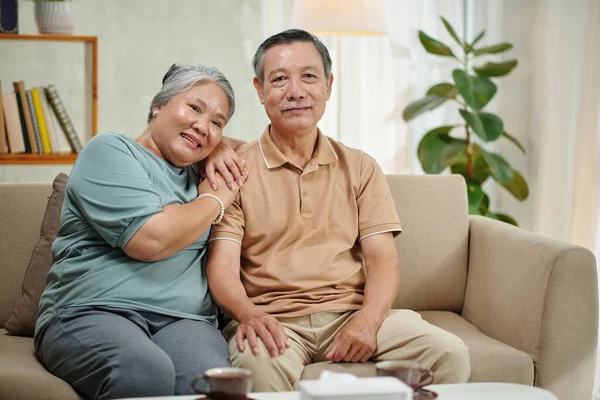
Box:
left=35, top=2, right=75, bottom=35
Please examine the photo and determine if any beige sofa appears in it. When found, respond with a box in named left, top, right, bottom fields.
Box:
left=0, top=175, right=597, bottom=400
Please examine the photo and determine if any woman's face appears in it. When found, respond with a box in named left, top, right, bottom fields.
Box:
left=150, top=81, right=230, bottom=167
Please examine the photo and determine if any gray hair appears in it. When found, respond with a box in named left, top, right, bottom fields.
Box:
left=252, top=29, right=332, bottom=86
left=147, top=63, right=235, bottom=123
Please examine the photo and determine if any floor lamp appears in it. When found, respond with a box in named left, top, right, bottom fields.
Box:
left=290, top=0, right=386, bottom=139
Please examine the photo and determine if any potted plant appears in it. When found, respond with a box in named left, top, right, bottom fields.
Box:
left=32, top=0, right=75, bottom=35
left=403, top=17, right=527, bottom=226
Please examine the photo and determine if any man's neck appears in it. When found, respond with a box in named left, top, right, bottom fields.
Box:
left=269, top=125, right=318, bottom=169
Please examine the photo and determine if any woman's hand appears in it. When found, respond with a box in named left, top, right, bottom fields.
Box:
left=197, top=170, right=245, bottom=210
left=200, top=141, right=247, bottom=190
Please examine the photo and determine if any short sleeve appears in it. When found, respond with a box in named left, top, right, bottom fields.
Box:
left=357, top=158, right=403, bottom=241
left=209, top=192, right=245, bottom=245
left=66, top=134, right=163, bottom=248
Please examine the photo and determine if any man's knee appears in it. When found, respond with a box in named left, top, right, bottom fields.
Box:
left=428, top=331, right=470, bottom=383
left=102, top=349, right=176, bottom=398
left=229, top=341, right=275, bottom=371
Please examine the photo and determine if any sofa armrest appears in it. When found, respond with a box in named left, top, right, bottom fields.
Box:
left=462, top=216, right=597, bottom=399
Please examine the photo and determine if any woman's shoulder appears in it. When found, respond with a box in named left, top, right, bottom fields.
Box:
left=80, top=132, right=141, bottom=157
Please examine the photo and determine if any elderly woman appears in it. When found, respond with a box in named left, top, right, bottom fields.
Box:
left=34, top=63, right=245, bottom=399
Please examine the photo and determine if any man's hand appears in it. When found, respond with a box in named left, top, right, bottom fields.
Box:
left=326, top=311, right=379, bottom=363
left=200, top=140, right=247, bottom=190
left=236, top=308, right=290, bottom=358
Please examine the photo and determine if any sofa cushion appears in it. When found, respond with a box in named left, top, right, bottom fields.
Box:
left=4, top=173, right=68, bottom=336
left=0, top=329, right=80, bottom=400
left=300, top=311, right=534, bottom=385
left=385, top=175, right=469, bottom=313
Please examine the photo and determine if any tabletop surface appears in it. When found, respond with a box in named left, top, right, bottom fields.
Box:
left=118, top=382, right=559, bottom=400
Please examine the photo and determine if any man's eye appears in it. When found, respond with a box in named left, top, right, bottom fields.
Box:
left=212, top=121, right=222, bottom=128
left=191, top=105, right=200, bottom=112
left=305, top=74, right=316, bottom=78
left=273, top=76, right=285, bottom=82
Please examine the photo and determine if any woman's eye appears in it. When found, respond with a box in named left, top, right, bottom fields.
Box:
left=212, top=121, right=222, bottom=128
left=191, top=105, right=200, bottom=113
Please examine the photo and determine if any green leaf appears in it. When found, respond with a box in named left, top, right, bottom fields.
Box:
left=478, top=192, right=490, bottom=215
left=471, top=30, right=486, bottom=47
left=502, top=131, right=526, bottom=154
left=452, top=69, right=497, bottom=110
left=450, top=146, right=491, bottom=183
left=477, top=145, right=514, bottom=184
left=459, top=109, right=504, bottom=141
left=417, top=126, right=466, bottom=173
left=451, top=163, right=491, bottom=184
left=440, top=17, right=463, bottom=47
left=495, top=212, right=518, bottom=226
left=473, top=43, right=513, bottom=56
left=501, top=169, right=529, bottom=200
left=474, top=60, right=518, bottom=77
left=469, top=205, right=482, bottom=215
left=402, top=95, right=450, bottom=121
left=466, top=181, right=484, bottom=209
left=418, top=31, right=455, bottom=57
left=426, top=82, right=458, bottom=98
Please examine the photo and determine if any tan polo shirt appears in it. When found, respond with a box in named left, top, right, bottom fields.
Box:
left=210, top=126, right=402, bottom=318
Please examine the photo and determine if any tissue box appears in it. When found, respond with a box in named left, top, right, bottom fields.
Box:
left=299, top=376, right=413, bottom=400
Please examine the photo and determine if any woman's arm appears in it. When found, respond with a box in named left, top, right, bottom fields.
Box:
left=124, top=175, right=241, bottom=262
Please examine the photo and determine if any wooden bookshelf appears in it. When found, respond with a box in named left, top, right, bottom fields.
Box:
left=0, top=34, right=97, bottom=165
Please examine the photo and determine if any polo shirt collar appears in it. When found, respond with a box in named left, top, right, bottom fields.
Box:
left=258, top=125, right=339, bottom=169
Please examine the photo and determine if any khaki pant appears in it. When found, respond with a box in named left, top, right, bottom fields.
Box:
left=223, top=310, right=470, bottom=392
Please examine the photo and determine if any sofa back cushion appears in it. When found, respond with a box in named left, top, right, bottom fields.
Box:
left=0, top=182, right=53, bottom=328
left=386, top=175, right=469, bottom=312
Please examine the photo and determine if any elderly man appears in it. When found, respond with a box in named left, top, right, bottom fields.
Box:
left=206, top=29, right=470, bottom=392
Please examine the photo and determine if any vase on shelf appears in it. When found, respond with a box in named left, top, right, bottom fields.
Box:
left=34, top=1, right=75, bottom=35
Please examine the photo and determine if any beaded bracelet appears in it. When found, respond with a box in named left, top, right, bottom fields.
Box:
left=197, top=193, right=225, bottom=225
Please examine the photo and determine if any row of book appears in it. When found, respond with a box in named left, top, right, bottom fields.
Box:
left=0, top=81, right=83, bottom=155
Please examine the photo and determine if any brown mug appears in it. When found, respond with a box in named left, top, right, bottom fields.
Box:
left=375, top=361, right=434, bottom=390
left=191, top=367, right=252, bottom=400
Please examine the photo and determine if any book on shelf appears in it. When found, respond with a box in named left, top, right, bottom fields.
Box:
left=1, top=81, right=86, bottom=155
left=13, top=81, right=38, bottom=154
left=32, top=88, right=52, bottom=155
left=25, top=90, right=43, bottom=154
left=0, top=81, right=8, bottom=154
left=0, top=0, right=18, bottom=34
left=45, top=84, right=83, bottom=153
left=39, top=87, right=61, bottom=154
left=2, top=92, right=25, bottom=153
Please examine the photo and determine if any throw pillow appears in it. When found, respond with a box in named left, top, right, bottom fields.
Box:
left=4, top=173, right=68, bottom=336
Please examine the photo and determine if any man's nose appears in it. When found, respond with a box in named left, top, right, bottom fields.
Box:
left=286, top=77, right=306, bottom=99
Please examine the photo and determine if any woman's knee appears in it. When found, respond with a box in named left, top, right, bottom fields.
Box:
left=102, top=349, right=176, bottom=398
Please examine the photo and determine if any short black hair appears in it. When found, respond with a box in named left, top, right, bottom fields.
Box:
left=252, top=29, right=332, bottom=85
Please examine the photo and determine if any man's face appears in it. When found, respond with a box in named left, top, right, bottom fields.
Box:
left=254, top=41, right=333, bottom=135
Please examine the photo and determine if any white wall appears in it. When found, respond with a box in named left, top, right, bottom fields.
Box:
left=0, top=0, right=268, bottom=182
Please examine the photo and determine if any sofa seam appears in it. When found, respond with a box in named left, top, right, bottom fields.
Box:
left=534, top=251, right=561, bottom=387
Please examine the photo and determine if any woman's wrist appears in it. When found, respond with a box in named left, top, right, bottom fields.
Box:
left=196, top=193, right=225, bottom=225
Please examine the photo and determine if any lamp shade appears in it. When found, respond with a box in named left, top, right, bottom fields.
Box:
left=290, top=0, right=386, bottom=36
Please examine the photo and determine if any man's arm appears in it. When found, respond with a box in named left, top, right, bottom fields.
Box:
left=326, top=232, right=399, bottom=363
left=206, top=240, right=289, bottom=357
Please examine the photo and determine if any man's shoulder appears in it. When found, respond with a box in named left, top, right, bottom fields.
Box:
left=235, top=140, right=260, bottom=157
left=326, top=136, right=377, bottom=167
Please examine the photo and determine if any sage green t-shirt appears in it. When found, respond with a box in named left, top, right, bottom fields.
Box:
left=35, top=132, right=216, bottom=336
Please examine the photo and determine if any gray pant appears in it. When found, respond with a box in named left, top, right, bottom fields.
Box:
left=34, top=306, right=230, bottom=400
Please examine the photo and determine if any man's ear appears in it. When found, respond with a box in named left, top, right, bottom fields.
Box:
left=253, top=77, right=265, bottom=105
left=325, top=73, right=334, bottom=100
